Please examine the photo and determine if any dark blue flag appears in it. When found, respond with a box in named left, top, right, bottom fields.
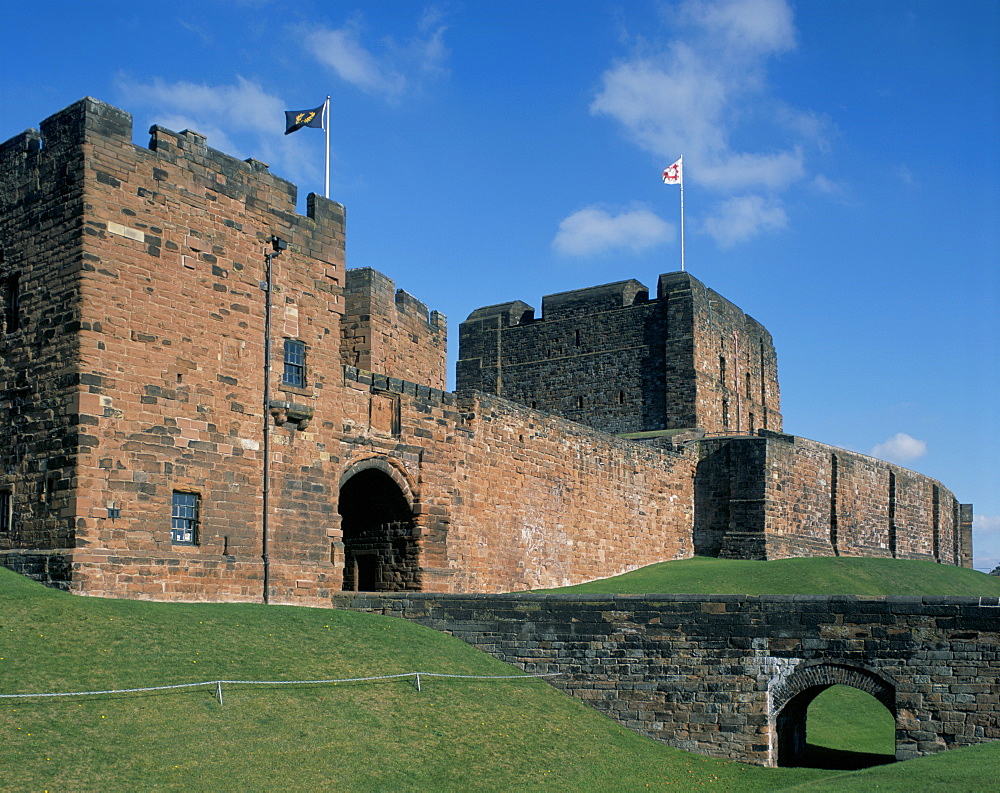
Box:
left=284, top=104, right=325, bottom=135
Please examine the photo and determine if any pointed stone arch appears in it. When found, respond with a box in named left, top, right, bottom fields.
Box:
left=337, top=456, right=420, bottom=592
left=771, top=660, right=896, bottom=767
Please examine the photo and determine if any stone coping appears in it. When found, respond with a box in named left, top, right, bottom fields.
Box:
left=334, top=591, right=1000, bottom=606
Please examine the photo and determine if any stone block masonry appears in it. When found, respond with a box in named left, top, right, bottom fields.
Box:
left=0, top=96, right=974, bottom=605
left=695, top=432, right=970, bottom=565
left=336, top=592, right=1000, bottom=767
left=458, top=271, right=782, bottom=435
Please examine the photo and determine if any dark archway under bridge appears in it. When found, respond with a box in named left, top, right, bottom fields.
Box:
left=332, top=591, right=1000, bottom=767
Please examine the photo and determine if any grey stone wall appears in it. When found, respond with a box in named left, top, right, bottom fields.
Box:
left=457, top=271, right=781, bottom=436
left=335, top=592, right=1000, bottom=767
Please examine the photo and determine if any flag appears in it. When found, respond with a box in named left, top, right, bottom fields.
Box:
left=284, top=103, right=325, bottom=135
left=662, top=157, right=683, bottom=185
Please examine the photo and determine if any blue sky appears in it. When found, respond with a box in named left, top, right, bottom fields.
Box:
left=3, top=1, right=998, bottom=570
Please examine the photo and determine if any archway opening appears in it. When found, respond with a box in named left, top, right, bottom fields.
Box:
left=776, top=684, right=896, bottom=770
left=338, top=468, right=417, bottom=592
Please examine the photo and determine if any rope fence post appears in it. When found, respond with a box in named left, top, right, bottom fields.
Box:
left=216, top=681, right=224, bottom=705
left=414, top=673, right=421, bottom=692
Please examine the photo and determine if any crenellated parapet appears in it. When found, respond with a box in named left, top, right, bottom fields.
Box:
left=457, top=271, right=781, bottom=435
left=341, top=268, right=446, bottom=390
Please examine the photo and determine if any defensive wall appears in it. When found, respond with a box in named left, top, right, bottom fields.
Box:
left=693, top=433, right=973, bottom=567
left=0, top=98, right=698, bottom=601
left=336, top=591, right=1000, bottom=767
left=458, top=272, right=781, bottom=435
left=0, top=97, right=973, bottom=605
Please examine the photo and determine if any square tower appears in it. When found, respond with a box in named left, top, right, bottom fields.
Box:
left=457, top=271, right=781, bottom=436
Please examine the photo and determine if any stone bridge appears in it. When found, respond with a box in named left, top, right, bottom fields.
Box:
left=333, top=592, right=1000, bottom=767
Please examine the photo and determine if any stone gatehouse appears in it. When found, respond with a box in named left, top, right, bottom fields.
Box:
left=0, top=98, right=973, bottom=604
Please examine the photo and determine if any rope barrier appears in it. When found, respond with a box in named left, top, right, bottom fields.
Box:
left=0, top=670, right=561, bottom=704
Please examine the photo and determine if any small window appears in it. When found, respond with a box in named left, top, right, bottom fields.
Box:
left=577, top=395, right=584, bottom=409
left=171, top=491, right=199, bottom=545
left=0, top=490, right=11, bottom=533
left=3, top=274, right=20, bottom=333
left=283, top=339, right=306, bottom=388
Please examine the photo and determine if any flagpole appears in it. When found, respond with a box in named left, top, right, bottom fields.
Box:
left=679, top=155, right=685, bottom=272
left=324, top=96, right=331, bottom=199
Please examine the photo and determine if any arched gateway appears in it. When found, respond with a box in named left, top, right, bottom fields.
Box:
left=338, top=459, right=419, bottom=592
left=771, top=661, right=896, bottom=767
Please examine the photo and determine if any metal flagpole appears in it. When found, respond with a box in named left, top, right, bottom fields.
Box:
left=662, top=156, right=684, bottom=272
left=679, top=157, right=685, bottom=272
left=324, top=96, right=331, bottom=199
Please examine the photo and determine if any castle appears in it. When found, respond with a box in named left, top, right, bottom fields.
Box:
left=0, top=98, right=973, bottom=605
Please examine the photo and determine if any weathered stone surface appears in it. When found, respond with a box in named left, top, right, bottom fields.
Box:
left=335, top=592, right=1000, bottom=767
left=0, top=97, right=973, bottom=606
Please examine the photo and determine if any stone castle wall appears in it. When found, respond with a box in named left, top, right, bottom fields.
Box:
left=0, top=97, right=974, bottom=605
left=696, top=432, right=971, bottom=565
left=446, top=392, right=694, bottom=592
left=341, top=267, right=447, bottom=390
left=457, top=271, right=782, bottom=435
left=0, top=102, right=90, bottom=553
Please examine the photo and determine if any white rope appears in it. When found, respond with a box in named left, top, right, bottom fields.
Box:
left=0, top=670, right=560, bottom=701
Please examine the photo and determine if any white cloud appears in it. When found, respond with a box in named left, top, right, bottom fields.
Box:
left=702, top=195, right=787, bottom=248
left=679, top=0, right=796, bottom=57
left=591, top=0, right=829, bottom=246
left=869, top=432, right=928, bottom=463
left=302, top=12, right=449, bottom=102
left=896, top=163, right=916, bottom=187
left=975, top=515, right=1000, bottom=535
left=553, top=205, right=674, bottom=257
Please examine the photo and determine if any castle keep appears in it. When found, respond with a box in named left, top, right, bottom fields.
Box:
left=0, top=98, right=973, bottom=605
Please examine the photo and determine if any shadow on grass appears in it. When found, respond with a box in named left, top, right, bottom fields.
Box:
left=801, top=743, right=896, bottom=770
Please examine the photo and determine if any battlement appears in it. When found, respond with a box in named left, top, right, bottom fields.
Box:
left=341, top=267, right=447, bottom=389
left=541, top=279, right=650, bottom=319
left=464, top=300, right=535, bottom=327
left=0, top=98, right=346, bottom=240
left=458, top=271, right=782, bottom=435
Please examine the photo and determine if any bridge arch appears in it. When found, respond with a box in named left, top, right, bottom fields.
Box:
left=338, top=457, right=420, bottom=592
left=771, top=661, right=896, bottom=767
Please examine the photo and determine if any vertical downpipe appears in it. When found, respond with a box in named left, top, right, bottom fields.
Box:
left=261, top=236, right=285, bottom=603
left=262, top=247, right=273, bottom=603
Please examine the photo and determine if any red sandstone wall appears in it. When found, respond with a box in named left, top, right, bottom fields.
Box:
left=52, top=100, right=346, bottom=605
left=760, top=434, right=962, bottom=564
left=341, top=268, right=446, bottom=390
left=445, top=392, right=695, bottom=592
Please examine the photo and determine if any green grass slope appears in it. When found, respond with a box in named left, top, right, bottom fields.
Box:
left=2, top=565, right=998, bottom=790
left=534, top=555, right=1000, bottom=596
left=0, top=568, right=828, bottom=791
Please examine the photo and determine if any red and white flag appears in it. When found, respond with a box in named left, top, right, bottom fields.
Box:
left=662, top=157, right=683, bottom=185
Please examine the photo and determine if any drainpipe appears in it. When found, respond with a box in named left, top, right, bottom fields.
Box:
left=262, top=235, right=286, bottom=604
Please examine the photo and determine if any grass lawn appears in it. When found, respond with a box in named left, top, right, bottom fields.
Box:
left=2, top=558, right=999, bottom=790
left=533, top=555, right=1000, bottom=596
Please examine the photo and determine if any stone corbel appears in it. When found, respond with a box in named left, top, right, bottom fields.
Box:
left=269, top=399, right=314, bottom=430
